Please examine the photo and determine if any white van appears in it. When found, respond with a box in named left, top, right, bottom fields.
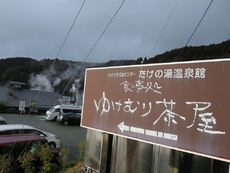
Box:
left=45, top=105, right=82, bottom=121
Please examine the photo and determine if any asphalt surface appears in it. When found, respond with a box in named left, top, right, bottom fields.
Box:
left=0, top=113, right=87, bottom=162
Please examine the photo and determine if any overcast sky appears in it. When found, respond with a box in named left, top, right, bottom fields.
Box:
left=0, top=0, right=229, bottom=63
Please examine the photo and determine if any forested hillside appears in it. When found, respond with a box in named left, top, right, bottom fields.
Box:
left=137, top=39, right=230, bottom=64
left=1, top=39, right=229, bottom=94
left=0, top=58, right=136, bottom=94
left=0, top=58, right=94, bottom=94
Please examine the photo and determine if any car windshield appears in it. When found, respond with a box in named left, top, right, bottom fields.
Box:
left=0, top=121, right=6, bottom=125
left=75, top=113, right=81, bottom=118
left=48, top=107, right=56, bottom=112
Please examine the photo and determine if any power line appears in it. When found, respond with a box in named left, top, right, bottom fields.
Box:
left=185, top=0, right=214, bottom=47
left=83, top=0, right=126, bottom=62
left=37, top=0, right=87, bottom=102
left=55, top=0, right=87, bottom=60
left=57, top=0, right=126, bottom=102
left=46, top=0, right=87, bottom=78
left=12, top=1, right=88, bottom=160
left=23, top=0, right=87, bottom=122
left=178, top=0, right=214, bottom=57
left=148, top=0, right=181, bottom=58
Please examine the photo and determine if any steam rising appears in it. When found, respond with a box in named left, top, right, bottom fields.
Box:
left=29, top=62, right=85, bottom=92
left=29, top=74, right=57, bottom=92
left=53, top=78, right=61, bottom=87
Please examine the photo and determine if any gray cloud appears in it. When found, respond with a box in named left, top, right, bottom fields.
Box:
left=0, top=0, right=229, bottom=62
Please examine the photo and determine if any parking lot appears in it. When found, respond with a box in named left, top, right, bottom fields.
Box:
left=0, top=113, right=87, bottom=162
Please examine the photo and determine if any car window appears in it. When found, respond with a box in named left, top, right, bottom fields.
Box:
left=3, top=143, right=27, bottom=157
left=3, top=129, right=47, bottom=137
left=19, top=130, right=28, bottom=134
left=0, top=144, right=15, bottom=155
left=29, top=141, right=44, bottom=153
left=75, top=113, right=81, bottom=118
left=72, top=110, right=81, bottom=113
left=0, top=140, right=47, bottom=157
left=69, top=114, right=75, bottom=118
left=17, top=129, right=34, bottom=134
left=73, top=114, right=78, bottom=118
left=8, top=130, right=20, bottom=134
left=63, top=109, right=73, bottom=113
left=0, top=121, right=7, bottom=125
left=54, top=108, right=60, bottom=113
left=1, top=129, right=28, bottom=135
left=30, top=130, right=46, bottom=137
left=22, top=129, right=33, bottom=134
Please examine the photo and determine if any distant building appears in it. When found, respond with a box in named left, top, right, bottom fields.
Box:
left=0, top=86, right=61, bottom=113
left=9, top=81, right=26, bottom=89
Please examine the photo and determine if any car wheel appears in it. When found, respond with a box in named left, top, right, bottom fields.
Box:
left=49, top=142, right=56, bottom=149
left=64, top=121, right=69, bottom=126
left=53, top=116, right=57, bottom=121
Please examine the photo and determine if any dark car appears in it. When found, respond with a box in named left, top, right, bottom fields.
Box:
left=57, top=112, right=81, bottom=125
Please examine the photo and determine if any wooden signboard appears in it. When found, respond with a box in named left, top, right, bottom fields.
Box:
left=81, top=59, right=230, bottom=162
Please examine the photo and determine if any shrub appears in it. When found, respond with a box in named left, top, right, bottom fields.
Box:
left=18, top=144, right=61, bottom=173
left=0, top=154, right=15, bottom=173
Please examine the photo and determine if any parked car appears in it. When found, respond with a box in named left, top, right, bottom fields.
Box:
left=0, top=116, right=7, bottom=125
left=45, top=104, right=81, bottom=121
left=0, top=124, right=60, bottom=149
left=57, top=112, right=81, bottom=126
left=0, top=134, right=61, bottom=172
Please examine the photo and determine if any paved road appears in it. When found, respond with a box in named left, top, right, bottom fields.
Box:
left=0, top=113, right=87, bottom=162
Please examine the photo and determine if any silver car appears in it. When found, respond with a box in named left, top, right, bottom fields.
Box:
left=0, top=124, right=60, bottom=148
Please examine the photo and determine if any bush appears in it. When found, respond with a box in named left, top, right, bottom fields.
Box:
left=59, top=147, right=70, bottom=171
left=18, top=151, right=37, bottom=173
left=0, top=141, right=86, bottom=173
left=18, top=144, right=61, bottom=173
left=0, top=154, right=15, bottom=173
left=77, top=141, right=86, bottom=162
